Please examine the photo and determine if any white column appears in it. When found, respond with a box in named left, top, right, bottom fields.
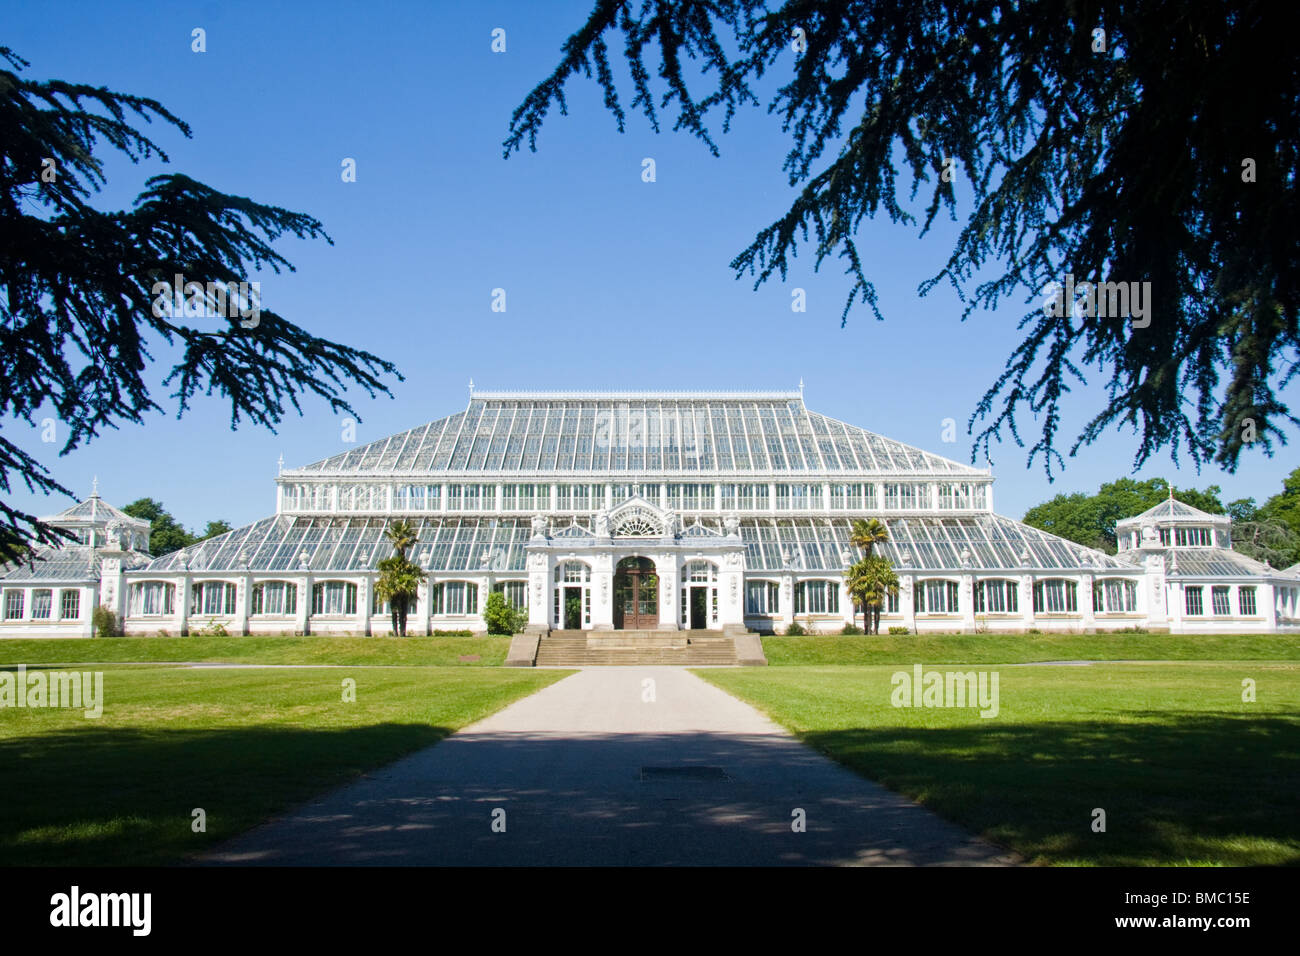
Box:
left=591, top=553, right=614, bottom=631
left=658, top=552, right=678, bottom=630
left=1080, top=573, right=1095, bottom=631
left=296, top=574, right=310, bottom=635
left=960, top=572, right=976, bottom=632
left=236, top=573, right=251, bottom=636
left=901, top=575, right=915, bottom=632
left=526, top=553, right=549, bottom=632
left=175, top=574, right=190, bottom=636
left=357, top=577, right=370, bottom=635
left=1020, top=575, right=1035, bottom=629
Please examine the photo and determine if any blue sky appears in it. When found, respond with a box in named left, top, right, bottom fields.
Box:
left=5, top=1, right=1296, bottom=532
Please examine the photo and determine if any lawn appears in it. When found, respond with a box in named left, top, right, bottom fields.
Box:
left=761, top=632, right=1300, bottom=666
left=0, top=635, right=513, bottom=667
left=0, top=664, right=568, bottom=865
left=696, top=661, right=1300, bottom=865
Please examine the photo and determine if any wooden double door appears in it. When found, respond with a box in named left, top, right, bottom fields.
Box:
left=613, top=556, right=658, bottom=629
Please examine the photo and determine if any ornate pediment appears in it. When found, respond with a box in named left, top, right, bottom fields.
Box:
left=608, top=495, right=675, bottom=539
left=681, top=520, right=722, bottom=538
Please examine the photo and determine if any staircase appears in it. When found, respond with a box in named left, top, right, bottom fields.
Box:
left=534, top=629, right=740, bottom=666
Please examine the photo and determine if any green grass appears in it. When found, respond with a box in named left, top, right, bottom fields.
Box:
left=0, top=635, right=512, bottom=667
left=0, top=665, right=569, bottom=865
left=696, top=661, right=1300, bottom=865
left=762, top=632, right=1300, bottom=666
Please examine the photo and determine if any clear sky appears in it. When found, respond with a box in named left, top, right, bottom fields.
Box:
left=5, top=1, right=1296, bottom=533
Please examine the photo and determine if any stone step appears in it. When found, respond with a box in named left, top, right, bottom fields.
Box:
left=533, top=628, right=749, bottom=666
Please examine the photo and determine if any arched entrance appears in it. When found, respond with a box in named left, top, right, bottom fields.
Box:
left=614, top=556, right=658, bottom=629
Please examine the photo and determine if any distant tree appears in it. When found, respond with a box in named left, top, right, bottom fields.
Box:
left=1226, top=498, right=1259, bottom=523
left=508, top=2, right=1299, bottom=478
left=121, top=498, right=196, bottom=556
left=1, top=47, right=400, bottom=551
left=1231, top=519, right=1300, bottom=569
left=200, top=520, right=232, bottom=540
left=1258, top=467, right=1300, bottom=541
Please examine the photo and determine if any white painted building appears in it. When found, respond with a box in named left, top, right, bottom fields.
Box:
left=4, top=389, right=1299, bottom=636
left=0, top=490, right=151, bottom=638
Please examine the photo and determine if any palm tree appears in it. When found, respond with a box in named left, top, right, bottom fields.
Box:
left=845, top=556, right=900, bottom=634
left=386, top=519, right=418, bottom=561
left=850, top=518, right=889, bottom=559
left=844, top=559, right=873, bottom=632
left=376, top=519, right=424, bottom=636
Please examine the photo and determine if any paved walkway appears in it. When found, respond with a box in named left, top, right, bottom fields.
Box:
left=201, top=667, right=1017, bottom=866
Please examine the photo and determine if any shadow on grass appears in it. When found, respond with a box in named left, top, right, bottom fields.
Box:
left=796, top=712, right=1300, bottom=865
left=0, top=722, right=455, bottom=867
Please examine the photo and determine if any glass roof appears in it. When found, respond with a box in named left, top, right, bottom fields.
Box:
left=288, top=395, right=986, bottom=476
left=43, top=494, right=150, bottom=529
left=1118, top=497, right=1228, bottom=525
left=133, top=514, right=1125, bottom=575
left=0, top=545, right=150, bottom=582
left=1118, top=548, right=1277, bottom=578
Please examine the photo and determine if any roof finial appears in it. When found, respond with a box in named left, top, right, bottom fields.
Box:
left=798, top=377, right=805, bottom=398
left=277, top=453, right=284, bottom=476
left=91, top=475, right=99, bottom=498
left=468, top=378, right=475, bottom=398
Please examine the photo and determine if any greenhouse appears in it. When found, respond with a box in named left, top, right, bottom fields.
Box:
left=3, top=388, right=1298, bottom=638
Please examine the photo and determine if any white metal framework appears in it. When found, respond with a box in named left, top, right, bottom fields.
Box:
left=4, top=391, right=1298, bottom=636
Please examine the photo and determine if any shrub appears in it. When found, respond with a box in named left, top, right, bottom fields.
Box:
left=887, top=626, right=910, bottom=635
left=483, top=591, right=528, bottom=635
left=784, top=621, right=806, bottom=636
left=196, top=617, right=229, bottom=637
left=91, top=606, right=120, bottom=637
left=1026, top=627, right=1042, bottom=635
left=840, top=624, right=864, bottom=635
left=431, top=629, right=475, bottom=637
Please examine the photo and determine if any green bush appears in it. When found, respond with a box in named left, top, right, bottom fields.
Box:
left=91, top=606, right=120, bottom=637
left=483, top=591, right=528, bottom=635
left=784, top=621, right=806, bottom=636
left=840, top=623, right=864, bottom=635
left=196, top=617, right=229, bottom=637
left=887, top=625, right=911, bottom=635
left=431, top=629, right=475, bottom=637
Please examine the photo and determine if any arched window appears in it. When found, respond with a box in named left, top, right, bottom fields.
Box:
left=430, top=582, right=478, bottom=616
left=130, top=582, right=175, bottom=616
left=794, top=580, right=840, bottom=614
left=555, top=562, right=590, bottom=583
left=492, top=581, right=527, bottom=608
left=684, top=561, right=716, bottom=582
left=1093, top=579, right=1137, bottom=613
left=916, top=579, right=960, bottom=614
left=975, top=579, right=1019, bottom=614
left=252, top=582, right=297, bottom=616
left=1033, top=579, right=1079, bottom=613
left=191, top=581, right=236, bottom=616
left=312, top=581, right=358, bottom=615
left=745, top=580, right=780, bottom=615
